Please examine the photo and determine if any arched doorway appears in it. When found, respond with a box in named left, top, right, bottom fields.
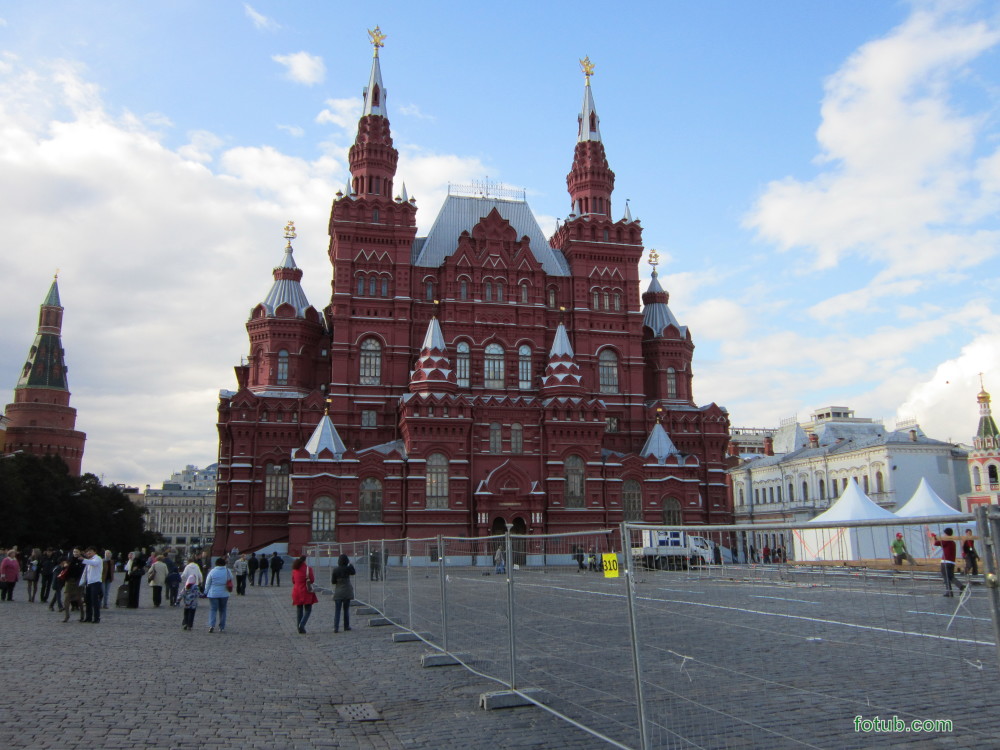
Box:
left=511, top=516, right=527, bottom=565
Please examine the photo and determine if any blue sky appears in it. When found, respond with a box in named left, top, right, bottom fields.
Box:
left=1, top=1, right=999, bottom=486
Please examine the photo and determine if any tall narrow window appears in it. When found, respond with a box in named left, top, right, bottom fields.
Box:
left=990, top=465, right=999, bottom=485
left=801, top=481, right=808, bottom=501
left=460, top=279, right=468, bottom=300
left=359, top=478, right=383, bottom=523
left=592, top=290, right=600, bottom=309
left=456, top=342, right=470, bottom=388
left=311, top=496, right=335, bottom=541
left=598, top=349, right=619, bottom=394
left=357, top=276, right=365, bottom=295
left=603, top=291, right=610, bottom=310
left=372, top=208, right=380, bottom=223
left=426, top=281, right=434, bottom=300
left=265, top=463, right=289, bottom=510
left=359, top=338, right=382, bottom=385
left=489, top=423, right=502, bottom=454
left=426, top=453, right=448, bottom=508
left=623, top=479, right=642, bottom=521
left=496, top=282, right=505, bottom=302
left=369, top=276, right=377, bottom=296
left=484, top=343, right=504, bottom=388
left=666, top=368, right=678, bottom=399
left=876, top=471, right=885, bottom=493
left=973, top=466, right=982, bottom=488
left=276, top=350, right=289, bottom=386
left=520, top=283, right=529, bottom=304
left=614, top=292, right=621, bottom=311
left=518, top=345, right=532, bottom=390
left=381, top=277, right=388, bottom=297
left=565, top=455, right=584, bottom=507
left=511, top=423, right=523, bottom=454
left=548, top=288, right=556, bottom=308
left=819, top=479, right=826, bottom=500
left=662, top=498, right=682, bottom=525
left=484, top=281, right=492, bottom=301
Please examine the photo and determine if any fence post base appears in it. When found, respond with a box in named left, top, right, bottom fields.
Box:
left=367, top=617, right=392, bottom=627
left=355, top=606, right=379, bottom=615
left=421, top=652, right=469, bottom=667
left=391, top=631, right=430, bottom=643
left=479, top=688, right=543, bottom=710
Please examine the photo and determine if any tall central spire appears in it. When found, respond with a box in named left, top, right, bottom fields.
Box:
left=349, top=25, right=398, bottom=199
left=567, top=56, right=614, bottom=217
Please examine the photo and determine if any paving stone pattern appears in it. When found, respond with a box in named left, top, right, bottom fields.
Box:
left=0, top=581, right=606, bottom=750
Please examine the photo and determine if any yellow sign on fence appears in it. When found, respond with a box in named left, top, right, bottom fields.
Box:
left=601, top=553, right=620, bottom=578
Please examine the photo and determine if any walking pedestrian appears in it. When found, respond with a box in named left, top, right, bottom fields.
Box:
left=291, top=556, right=318, bottom=634
left=80, top=547, right=104, bottom=623
left=258, top=553, right=270, bottom=586
left=494, top=546, right=505, bottom=575
left=330, top=554, right=355, bottom=633
left=204, top=558, right=233, bottom=633
left=23, top=549, right=41, bottom=602
left=369, top=549, right=381, bottom=581
left=49, top=559, right=68, bottom=612
left=63, top=550, right=86, bottom=622
left=0, top=549, right=20, bottom=601
left=147, top=555, right=169, bottom=607
left=39, top=548, right=57, bottom=603
left=180, top=576, right=199, bottom=630
left=962, top=529, right=980, bottom=576
left=270, top=552, right=284, bottom=586
left=233, top=554, right=248, bottom=595
left=125, top=553, right=145, bottom=608
left=247, top=552, right=259, bottom=587
left=180, top=556, right=203, bottom=593
left=932, top=528, right=966, bottom=597
left=101, top=550, right=116, bottom=608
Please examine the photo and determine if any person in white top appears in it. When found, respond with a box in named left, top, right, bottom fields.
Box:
left=181, top=557, right=204, bottom=591
left=80, top=548, right=104, bottom=623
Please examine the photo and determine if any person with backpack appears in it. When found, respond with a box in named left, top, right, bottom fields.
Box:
left=330, top=554, right=355, bottom=633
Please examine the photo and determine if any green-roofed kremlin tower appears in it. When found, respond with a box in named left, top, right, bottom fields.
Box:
left=963, top=380, right=1000, bottom=512
left=3, top=277, right=86, bottom=475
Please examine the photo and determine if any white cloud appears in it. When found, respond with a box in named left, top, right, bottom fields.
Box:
left=316, top=97, right=362, bottom=129
left=807, top=279, right=925, bottom=321
left=244, top=4, right=279, bottom=32
left=277, top=124, right=304, bottom=137
left=398, top=103, right=435, bottom=121
left=745, top=7, right=1000, bottom=280
left=272, top=51, right=325, bottom=86
left=178, top=130, right=224, bottom=163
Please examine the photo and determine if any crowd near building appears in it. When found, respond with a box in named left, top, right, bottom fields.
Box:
left=211, top=35, right=731, bottom=557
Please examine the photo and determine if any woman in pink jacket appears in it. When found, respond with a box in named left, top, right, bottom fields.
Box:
left=0, top=549, right=21, bottom=601
left=291, top=556, right=318, bottom=634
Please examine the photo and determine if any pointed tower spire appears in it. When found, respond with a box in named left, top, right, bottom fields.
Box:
left=260, top=221, right=313, bottom=317
left=975, top=378, right=1000, bottom=448
left=410, top=312, right=456, bottom=393
left=348, top=26, right=398, bottom=199
left=303, top=414, right=347, bottom=459
left=641, top=250, right=688, bottom=339
left=541, top=321, right=584, bottom=394
left=566, top=56, right=615, bottom=217
left=3, top=276, right=86, bottom=474
left=640, top=419, right=681, bottom=465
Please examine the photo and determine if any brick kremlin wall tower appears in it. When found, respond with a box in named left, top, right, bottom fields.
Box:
left=3, top=277, right=87, bottom=475
left=213, top=33, right=731, bottom=555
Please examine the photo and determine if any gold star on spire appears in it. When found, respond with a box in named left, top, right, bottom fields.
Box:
left=648, top=249, right=660, bottom=268
left=580, top=56, right=595, bottom=85
left=368, top=26, right=387, bottom=57
left=284, top=220, right=296, bottom=248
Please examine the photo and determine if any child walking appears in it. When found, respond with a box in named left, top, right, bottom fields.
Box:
left=181, top=576, right=199, bottom=630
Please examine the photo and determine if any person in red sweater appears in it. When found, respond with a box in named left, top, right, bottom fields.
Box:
left=932, top=528, right=967, bottom=597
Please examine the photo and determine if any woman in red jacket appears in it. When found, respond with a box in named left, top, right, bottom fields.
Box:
left=291, top=556, right=318, bottom=634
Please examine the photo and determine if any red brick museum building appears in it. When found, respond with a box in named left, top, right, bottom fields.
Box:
left=213, top=40, right=731, bottom=555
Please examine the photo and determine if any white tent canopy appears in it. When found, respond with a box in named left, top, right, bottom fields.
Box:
left=894, top=478, right=962, bottom=518
left=794, top=479, right=897, bottom=561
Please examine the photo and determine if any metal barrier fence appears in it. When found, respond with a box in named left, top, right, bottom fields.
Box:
left=305, top=509, right=1000, bottom=749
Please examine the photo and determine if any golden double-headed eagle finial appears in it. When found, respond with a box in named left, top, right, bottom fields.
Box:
left=580, top=56, right=595, bottom=84
left=284, top=220, right=296, bottom=247
left=648, top=249, right=660, bottom=267
left=368, top=26, right=387, bottom=57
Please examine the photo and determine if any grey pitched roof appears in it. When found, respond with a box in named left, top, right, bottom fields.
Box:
left=260, top=246, right=312, bottom=317
left=412, top=195, right=570, bottom=276
left=358, top=439, right=406, bottom=459
left=642, top=273, right=688, bottom=338
left=640, top=422, right=681, bottom=464
left=548, top=323, right=575, bottom=358
left=303, top=415, right=346, bottom=459
left=421, top=317, right=446, bottom=351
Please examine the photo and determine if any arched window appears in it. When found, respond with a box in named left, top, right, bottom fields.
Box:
left=623, top=479, right=642, bottom=521
left=311, top=496, right=335, bottom=541
left=592, top=290, right=600, bottom=309
left=426, top=453, right=448, bottom=508
left=819, top=479, right=826, bottom=500
left=520, top=283, right=529, bottom=304
left=665, top=368, right=678, bottom=399
left=801, top=481, right=808, bottom=502
left=456, top=342, right=470, bottom=388
left=264, top=463, right=289, bottom=510
left=511, top=423, right=523, bottom=454
left=381, top=277, right=389, bottom=297
left=360, top=478, right=382, bottom=523
left=614, top=292, right=621, bottom=311
left=484, top=343, right=504, bottom=388
left=738, top=487, right=745, bottom=506
left=359, top=338, right=382, bottom=385
left=426, top=281, right=435, bottom=301
left=989, top=465, right=998, bottom=485
left=372, top=208, right=380, bottom=223
left=777, top=486, right=782, bottom=502
left=973, top=466, right=982, bottom=488
left=769, top=487, right=774, bottom=503
left=603, top=291, right=610, bottom=310
left=548, top=288, right=556, bottom=308
left=565, top=455, right=584, bottom=507
left=662, top=497, right=682, bottom=526
left=496, top=282, right=505, bottom=302
left=876, top=471, right=884, bottom=493
left=357, top=276, right=365, bottom=295
left=276, top=350, right=289, bottom=386
left=460, top=279, right=469, bottom=300
left=369, top=276, right=377, bottom=296
left=484, top=281, right=493, bottom=302
left=787, top=483, right=794, bottom=502
left=598, top=349, right=619, bottom=394
left=863, top=475, right=870, bottom=493
left=489, top=423, right=502, bottom=453
left=518, top=345, right=532, bottom=390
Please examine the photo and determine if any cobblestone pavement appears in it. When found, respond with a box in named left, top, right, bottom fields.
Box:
left=0, top=580, right=606, bottom=750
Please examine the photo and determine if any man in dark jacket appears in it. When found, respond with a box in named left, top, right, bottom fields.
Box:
left=258, top=553, right=270, bottom=586
left=270, top=552, right=284, bottom=586
left=247, top=552, right=259, bottom=587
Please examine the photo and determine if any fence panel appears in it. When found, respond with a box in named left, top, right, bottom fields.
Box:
left=626, top=518, right=999, bottom=749
left=380, top=538, right=410, bottom=628
left=404, top=536, right=445, bottom=644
